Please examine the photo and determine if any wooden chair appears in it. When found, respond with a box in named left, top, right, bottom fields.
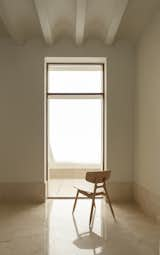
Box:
left=72, top=170, right=116, bottom=225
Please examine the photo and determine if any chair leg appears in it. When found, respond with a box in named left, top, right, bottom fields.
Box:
left=89, top=195, right=95, bottom=225
left=72, top=190, right=79, bottom=213
left=104, top=185, right=116, bottom=220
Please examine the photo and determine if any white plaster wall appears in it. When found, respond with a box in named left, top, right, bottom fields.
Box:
left=135, top=11, right=160, bottom=196
left=0, top=38, right=135, bottom=183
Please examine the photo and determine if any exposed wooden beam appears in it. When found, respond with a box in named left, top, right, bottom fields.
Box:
left=0, top=0, right=24, bottom=43
left=76, top=0, right=87, bottom=45
left=105, top=0, right=128, bottom=45
left=34, top=0, right=53, bottom=45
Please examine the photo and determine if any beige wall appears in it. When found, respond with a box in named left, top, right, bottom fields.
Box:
left=0, top=38, right=135, bottom=184
left=135, top=11, right=160, bottom=196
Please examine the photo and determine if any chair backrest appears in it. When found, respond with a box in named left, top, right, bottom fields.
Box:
left=85, top=170, right=111, bottom=184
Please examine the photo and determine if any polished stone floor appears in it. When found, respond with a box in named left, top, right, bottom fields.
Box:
left=0, top=199, right=160, bottom=255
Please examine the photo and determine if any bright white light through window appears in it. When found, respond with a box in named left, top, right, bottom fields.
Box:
left=48, top=99, right=102, bottom=168
left=48, top=64, right=103, bottom=93
left=48, top=64, right=103, bottom=169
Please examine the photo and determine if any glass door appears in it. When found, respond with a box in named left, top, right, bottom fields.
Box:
left=47, top=64, right=104, bottom=197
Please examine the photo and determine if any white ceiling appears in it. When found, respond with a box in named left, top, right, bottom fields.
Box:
left=0, top=0, right=159, bottom=45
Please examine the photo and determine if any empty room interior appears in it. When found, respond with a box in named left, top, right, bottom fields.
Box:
left=0, top=0, right=160, bottom=254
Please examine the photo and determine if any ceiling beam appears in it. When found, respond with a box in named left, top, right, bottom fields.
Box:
left=105, top=0, right=128, bottom=45
left=34, top=0, right=53, bottom=45
left=76, top=0, right=87, bottom=45
left=0, top=0, right=24, bottom=43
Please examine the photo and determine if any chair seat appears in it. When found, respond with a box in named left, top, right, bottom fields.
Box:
left=73, top=180, right=104, bottom=195
left=73, top=180, right=94, bottom=194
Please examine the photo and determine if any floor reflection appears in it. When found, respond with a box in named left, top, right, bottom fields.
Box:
left=0, top=199, right=159, bottom=254
left=48, top=199, right=160, bottom=255
left=73, top=212, right=105, bottom=255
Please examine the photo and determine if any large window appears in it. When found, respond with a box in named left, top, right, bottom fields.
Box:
left=47, top=64, right=104, bottom=170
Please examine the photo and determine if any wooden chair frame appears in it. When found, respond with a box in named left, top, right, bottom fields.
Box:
left=72, top=170, right=116, bottom=225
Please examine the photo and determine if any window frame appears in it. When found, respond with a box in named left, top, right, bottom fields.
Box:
left=44, top=58, right=107, bottom=184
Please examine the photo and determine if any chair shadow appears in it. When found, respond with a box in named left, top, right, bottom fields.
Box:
left=72, top=211, right=106, bottom=255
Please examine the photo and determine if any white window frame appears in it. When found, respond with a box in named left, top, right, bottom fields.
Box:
left=44, top=57, right=107, bottom=184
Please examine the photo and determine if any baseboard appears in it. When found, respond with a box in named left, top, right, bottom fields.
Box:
left=133, top=183, right=160, bottom=222
left=0, top=181, right=132, bottom=203
left=107, top=182, right=133, bottom=202
left=0, top=182, right=46, bottom=203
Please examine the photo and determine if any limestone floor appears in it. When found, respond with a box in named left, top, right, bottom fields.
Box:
left=0, top=199, right=160, bottom=255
